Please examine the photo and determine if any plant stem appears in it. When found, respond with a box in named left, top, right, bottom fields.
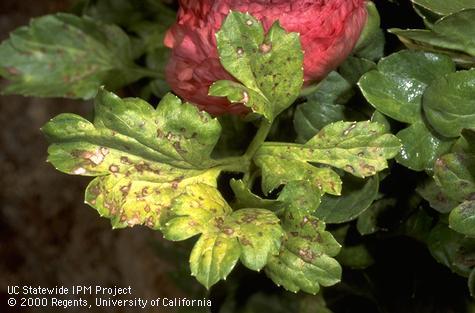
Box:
left=244, top=119, right=272, bottom=159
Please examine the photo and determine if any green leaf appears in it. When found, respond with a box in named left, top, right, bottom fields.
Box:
left=230, top=179, right=278, bottom=210
left=404, top=209, right=435, bottom=243
left=315, top=175, right=379, bottom=224
left=210, top=12, right=304, bottom=121
left=424, top=69, right=475, bottom=138
left=255, top=121, right=400, bottom=195
left=265, top=184, right=342, bottom=294
left=449, top=200, right=475, bottom=237
left=412, top=0, right=475, bottom=16
left=294, top=71, right=364, bottom=143
left=434, top=153, right=475, bottom=202
left=417, top=178, right=459, bottom=213
left=428, top=223, right=475, bottom=277
left=396, top=121, right=453, bottom=171
left=339, top=57, right=377, bottom=85
left=229, top=209, right=283, bottom=271
left=358, top=50, right=455, bottom=124
left=0, top=13, right=142, bottom=99
left=336, top=244, right=375, bottom=270
left=357, top=198, right=397, bottom=235
left=189, top=231, right=241, bottom=289
left=184, top=207, right=283, bottom=287
left=43, top=89, right=225, bottom=230
left=353, top=2, right=385, bottom=61
left=453, top=129, right=475, bottom=154
left=43, top=88, right=284, bottom=289
left=390, top=10, right=475, bottom=67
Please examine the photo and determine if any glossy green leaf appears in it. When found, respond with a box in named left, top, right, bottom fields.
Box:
left=434, top=153, right=475, bottom=202
left=412, top=0, right=475, bottom=16
left=449, top=200, right=475, bottom=237
left=0, top=13, right=142, bottom=99
left=428, top=223, right=475, bottom=277
left=424, top=70, right=475, bottom=138
left=417, top=178, right=459, bottom=213
left=315, top=175, right=379, bottom=224
left=255, top=121, right=400, bottom=195
left=358, top=50, right=455, bottom=123
left=210, top=11, right=303, bottom=121
left=396, top=121, right=453, bottom=171
left=390, top=9, right=475, bottom=67
left=265, top=184, right=342, bottom=294
left=339, top=57, right=377, bottom=85
left=353, top=1, right=385, bottom=61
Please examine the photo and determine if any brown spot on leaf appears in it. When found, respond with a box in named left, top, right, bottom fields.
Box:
left=120, top=156, right=131, bottom=164
left=259, top=43, right=272, bottom=53
left=240, top=237, right=251, bottom=246
left=120, top=183, right=131, bottom=198
left=109, top=164, right=119, bottom=173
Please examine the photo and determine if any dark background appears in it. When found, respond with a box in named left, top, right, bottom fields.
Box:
left=0, top=1, right=470, bottom=313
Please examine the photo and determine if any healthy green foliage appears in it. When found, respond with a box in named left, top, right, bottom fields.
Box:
left=424, top=69, right=475, bottom=138
left=390, top=8, right=475, bottom=67
left=0, top=14, right=143, bottom=99
left=359, top=50, right=455, bottom=170
left=412, top=0, right=475, bottom=16
left=209, top=12, right=304, bottom=121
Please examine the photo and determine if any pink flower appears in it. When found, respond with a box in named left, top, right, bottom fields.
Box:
left=165, top=0, right=368, bottom=115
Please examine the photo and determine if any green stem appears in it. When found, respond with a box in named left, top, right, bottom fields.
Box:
left=244, top=119, right=272, bottom=159
left=212, top=118, right=272, bottom=173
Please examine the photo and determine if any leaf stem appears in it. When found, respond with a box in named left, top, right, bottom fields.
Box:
left=244, top=119, right=272, bottom=159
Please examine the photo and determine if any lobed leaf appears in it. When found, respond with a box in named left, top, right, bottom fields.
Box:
left=265, top=183, right=342, bottom=294
left=210, top=11, right=304, bottom=121
left=43, top=89, right=223, bottom=229
left=255, top=121, right=400, bottom=195
left=0, top=13, right=142, bottom=99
